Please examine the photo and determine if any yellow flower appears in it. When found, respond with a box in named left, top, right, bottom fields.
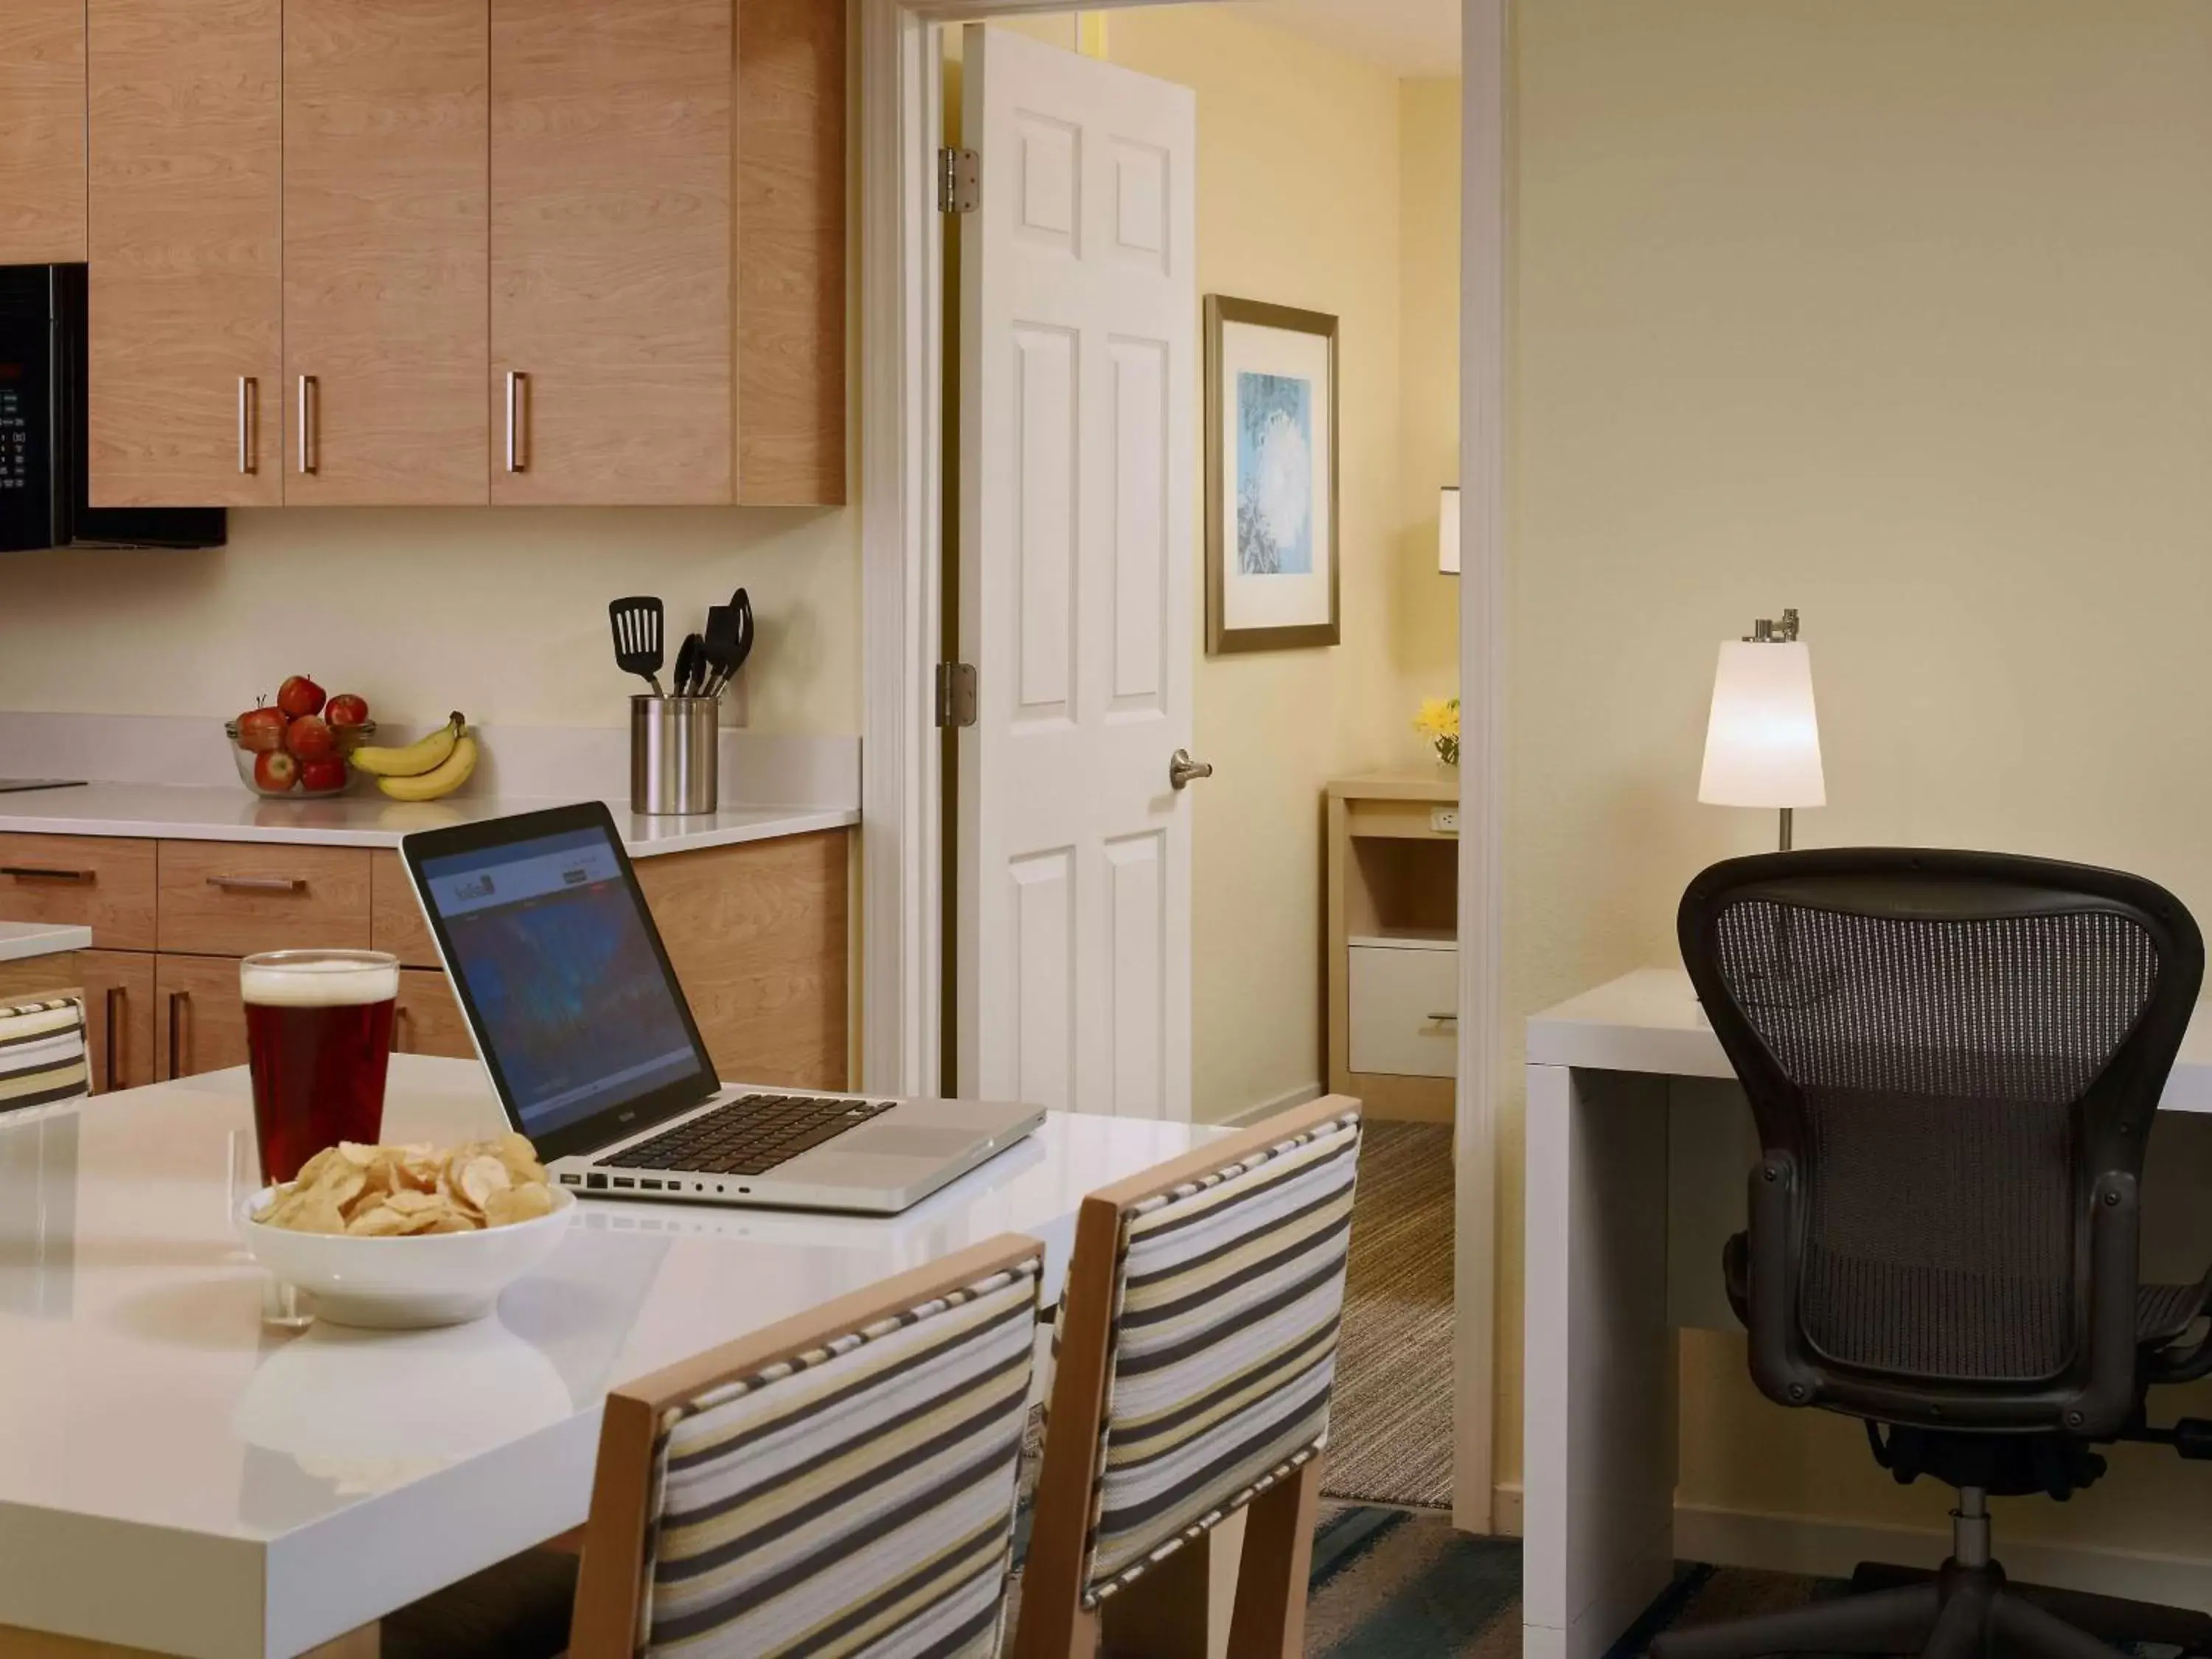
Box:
left=1413, top=697, right=1460, bottom=740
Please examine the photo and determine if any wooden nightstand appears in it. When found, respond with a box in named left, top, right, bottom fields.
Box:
left=1326, top=771, right=1459, bottom=1123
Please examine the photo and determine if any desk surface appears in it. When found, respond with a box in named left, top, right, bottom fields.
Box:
left=0, top=1056, right=1220, bottom=1658
left=0, top=920, right=90, bottom=964
left=1529, top=966, right=2212, bottom=1115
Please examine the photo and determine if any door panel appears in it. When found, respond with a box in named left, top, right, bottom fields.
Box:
left=81, top=951, right=155, bottom=1093
left=283, top=0, right=488, bottom=504
left=490, top=0, right=730, bottom=504
left=87, top=0, right=282, bottom=505
left=155, top=953, right=249, bottom=1082
left=958, top=29, right=1196, bottom=1120
left=0, top=0, right=87, bottom=264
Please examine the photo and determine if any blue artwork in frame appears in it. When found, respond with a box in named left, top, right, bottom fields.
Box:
left=1235, top=371, right=1314, bottom=577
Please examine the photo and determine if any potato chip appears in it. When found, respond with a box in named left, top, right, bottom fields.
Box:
left=484, top=1182, right=554, bottom=1228
left=493, top=1133, right=549, bottom=1187
left=255, top=1133, right=554, bottom=1235
left=455, top=1153, right=512, bottom=1214
left=344, top=1203, right=413, bottom=1237
left=288, top=1192, right=351, bottom=1236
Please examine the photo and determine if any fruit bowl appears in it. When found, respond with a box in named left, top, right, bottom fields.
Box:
left=226, top=718, right=377, bottom=799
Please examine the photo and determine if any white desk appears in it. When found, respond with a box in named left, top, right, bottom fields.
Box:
left=0, top=1055, right=1222, bottom=1659
left=1522, top=967, right=2212, bottom=1659
left=0, top=920, right=91, bottom=963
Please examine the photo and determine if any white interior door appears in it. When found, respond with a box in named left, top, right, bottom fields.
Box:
left=956, top=25, right=1197, bottom=1121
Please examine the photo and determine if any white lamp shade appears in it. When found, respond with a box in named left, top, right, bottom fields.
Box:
left=1698, top=640, right=1826, bottom=809
left=1439, top=487, right=1460, bottom=574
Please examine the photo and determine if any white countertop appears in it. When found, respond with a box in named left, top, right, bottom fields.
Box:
left=0, top=919, right=91, bottom=963
left=0, top=1055, right=1222, bottom=1658
left=0, top=782, right=856, bottom=858
left=1529, top=966, right=2212, bottom=1115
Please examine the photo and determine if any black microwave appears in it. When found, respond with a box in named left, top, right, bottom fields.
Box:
left=0, top=264, right=223, bottom=553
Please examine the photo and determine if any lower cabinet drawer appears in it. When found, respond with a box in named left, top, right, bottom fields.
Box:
left=1348, top=941, right=1458, bottom=1079
left=393, top=969, right=476, bottom=1060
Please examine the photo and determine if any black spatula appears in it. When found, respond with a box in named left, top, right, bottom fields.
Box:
left=608, top=597, right=667, bottom=696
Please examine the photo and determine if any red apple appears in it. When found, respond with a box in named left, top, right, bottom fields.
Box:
left=325, top=692, right=369, bottom=728
left=299, top=756, right=347, bottom=793
left=286, top=714, right=335, bottom=761
left=277, top=675, right=326, bottom=719
left=254, top=751, right=300, bottom=793
left=235, top=706, right=288, bottom=753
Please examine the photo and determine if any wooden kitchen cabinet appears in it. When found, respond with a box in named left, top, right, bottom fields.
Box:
left=0, top=834, right=158, bottom=950
left=282, top=0, right=489, bottom=505
left=156, top=841, right=372, bottom=958
left=638, top=829, right=847, bottom=1089
left=489, top=0, right=732, bottom=505
left=83, top=950, right=157, bottom=1093
left=394, top=968, right=475, bottom=1060
left=369, top=852, right=442, bottom=968
left=155, top=953, right=249, bottom=1082
left=0, top=0, right=87, bottom=264
left=87, top=0, right=284, bottom=507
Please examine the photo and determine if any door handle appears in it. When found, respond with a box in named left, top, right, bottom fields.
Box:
left=238, top=376, right=260, bottom=475
left=504, top=370, right=530, bottom=473
left=0, top=864, right=93, bottom=883
left=206, top=875, right=306, bottom=894
left=297, top=375, right=319, bottom=475
left=167, top=990, right=188, bottom=1080
left=1169, top=749, right=1214, bottom=790
left=104, top=984, right=122, bottom=1092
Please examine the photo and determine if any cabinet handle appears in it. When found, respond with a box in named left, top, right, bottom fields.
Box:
left=1427, top=1012, right=1459, bottom=1023
left=103, top=985, right=122, bottom=1093
left=238, top=376, right=259, bottom=475
left=167, top=990, right=187, bottom=1080
left=392, top=1005, right=409, bottom=1054
left=297, top=375, right=319, bottom=475
left=0, top=864, right=93, bottom=883
left=206, top=875, right=306, bottom=894
left=504, top=370, right=530, bottom=473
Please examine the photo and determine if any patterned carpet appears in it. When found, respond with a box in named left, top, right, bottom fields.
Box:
left=1324, top=1120, right=1455, bottom=1509
left=1301, top=1506, right=2212, bottom=1658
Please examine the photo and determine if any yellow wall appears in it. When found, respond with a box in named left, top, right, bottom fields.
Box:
left=0, top=509, right=859, bottom=732
left=967, top=9, right=1439, bottom=1124
left=1397, top=77, right=1462, bottom=704
left=1507, top=0, right=2212, bottom=1551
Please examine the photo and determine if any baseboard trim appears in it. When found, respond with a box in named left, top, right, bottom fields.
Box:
left=1675, top=1501, right=2212, bottom=1614
left=1217, top=1081, right=1324, bottom=1129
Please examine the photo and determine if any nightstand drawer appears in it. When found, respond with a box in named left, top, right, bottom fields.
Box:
left=156, top=841, right=373, bottom=957
left=1349, top=939, right=1458, bottom=1078
left=0, top=834, right=157, bottom=950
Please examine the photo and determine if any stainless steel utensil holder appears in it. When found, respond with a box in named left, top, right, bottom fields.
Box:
left=631, top=696, right=719, bottom=815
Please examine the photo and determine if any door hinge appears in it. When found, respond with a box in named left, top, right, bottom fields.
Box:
left=935, top=661, right=978, bottom=728
left=937, top=147, right=981, bottom=215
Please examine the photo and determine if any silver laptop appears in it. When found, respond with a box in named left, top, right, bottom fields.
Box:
left=399, top=802, right=1040, bottom=1214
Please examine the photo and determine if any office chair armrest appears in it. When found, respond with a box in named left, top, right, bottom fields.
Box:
left=1745, top=1154, right=1818, bottom=1408
left=2074, top=1171, right=2143, bottom=1437
left=2147, top=1321, right=2212, bottom=1385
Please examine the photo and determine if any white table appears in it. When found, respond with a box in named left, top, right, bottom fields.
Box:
left=0, top=919, right=91, bottom=963
left=0, top=1055, right=1221, bottom=1659
left=1521, top=967, right=2212, bottom=1659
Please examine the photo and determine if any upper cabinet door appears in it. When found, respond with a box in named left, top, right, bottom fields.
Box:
left=283, top=0, right=489, bottom=506
left=489, top=0, right=731, bottom=505
left=87, top=0, right=282, bottom=507
left=0, top=0, right=87, bottom=264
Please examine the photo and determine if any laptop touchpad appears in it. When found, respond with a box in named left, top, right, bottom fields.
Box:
left=844, top=1124, right=984, bottom=1161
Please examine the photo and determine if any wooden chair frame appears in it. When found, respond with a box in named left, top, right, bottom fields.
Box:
left=567, top=1232, right=1046, bottom=1659
left=1013, top=1093, right=1362, bottom=1659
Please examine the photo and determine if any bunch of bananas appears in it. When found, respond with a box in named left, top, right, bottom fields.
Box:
left=348, top=713, right=479, bottom=801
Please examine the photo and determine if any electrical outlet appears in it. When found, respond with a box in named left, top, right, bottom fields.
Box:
left=1432, top=807, right=1460, bottom=834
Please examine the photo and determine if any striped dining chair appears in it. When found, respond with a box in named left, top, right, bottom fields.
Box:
left=1013, top=1094, right=1365, bottom=1659
left=566, top=1234, right=1045, bottom=1659
left=0, top=998, right=91, bottom=1119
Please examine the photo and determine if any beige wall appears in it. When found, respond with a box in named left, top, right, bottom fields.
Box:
left=0, top=509, right=859, bottom=732
left=1506, top=0, right=2212, bottom=1551
left=973, top=9, right=1440, bottom=1124
left=1397, top=77, right=1461, bottom=704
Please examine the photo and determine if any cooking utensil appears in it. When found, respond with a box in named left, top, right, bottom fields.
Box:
left=703, top=589, right=755, bottom=698
left=673, top=633, right=705, bottom=698
left=698, top=604, right=736, bottom=698
left=608, top=597, right=667, bottom=697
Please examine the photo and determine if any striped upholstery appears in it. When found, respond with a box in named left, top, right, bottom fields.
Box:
left=0, top=998, right=89, bottom=1117
left=1077, top=1107, right=1363, bottom=1603
left=636, top=1256, right=1041, bottom=1657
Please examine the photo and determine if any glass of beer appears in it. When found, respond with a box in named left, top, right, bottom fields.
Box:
left=240, top=950, right=400, bottom=1184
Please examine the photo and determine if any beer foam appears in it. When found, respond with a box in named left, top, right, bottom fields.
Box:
left=240, top=959, right=400, bottom=1008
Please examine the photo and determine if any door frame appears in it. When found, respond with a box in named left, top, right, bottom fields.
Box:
left=855, top=0, right=1512, bottom=1534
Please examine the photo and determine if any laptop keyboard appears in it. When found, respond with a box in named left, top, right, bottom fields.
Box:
left=605, top=1093, right=899, bottom=1179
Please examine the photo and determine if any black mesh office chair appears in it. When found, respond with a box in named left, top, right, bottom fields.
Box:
left=1660, top=849, right=2212, bottom=1659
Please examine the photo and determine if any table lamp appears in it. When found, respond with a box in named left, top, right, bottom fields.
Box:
left=1698, top=608, right=1824, bottom=851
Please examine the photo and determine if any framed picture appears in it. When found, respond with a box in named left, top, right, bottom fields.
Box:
left=1204, top=295, right=1340, bottom=653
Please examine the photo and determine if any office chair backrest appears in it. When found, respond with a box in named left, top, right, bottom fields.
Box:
left=1679, top=849, right=2202, bottom=1436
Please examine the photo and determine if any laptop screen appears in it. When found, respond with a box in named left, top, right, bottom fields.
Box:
left=411, top=813, right=715, bottom=1150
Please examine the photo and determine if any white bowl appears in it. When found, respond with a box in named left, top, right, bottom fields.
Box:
left=237, top=1185, right=576, bottom=1329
